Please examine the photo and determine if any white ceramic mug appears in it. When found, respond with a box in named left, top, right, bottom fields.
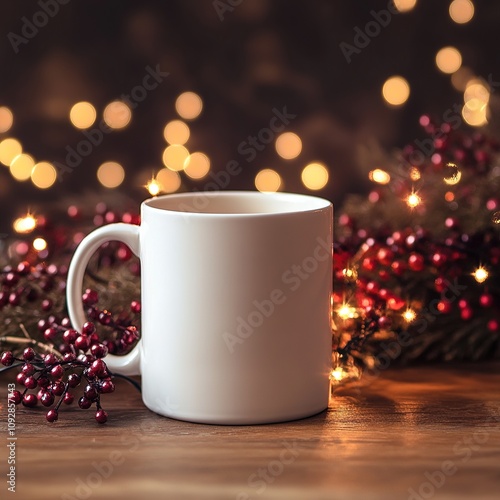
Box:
left=66, top=191, right=333, bottom=424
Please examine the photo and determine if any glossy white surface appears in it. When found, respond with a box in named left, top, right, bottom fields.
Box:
left=67, top=191, right=333, bottom=424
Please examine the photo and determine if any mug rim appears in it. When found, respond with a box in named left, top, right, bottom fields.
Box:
left=142, top=190, right=332, bottom=217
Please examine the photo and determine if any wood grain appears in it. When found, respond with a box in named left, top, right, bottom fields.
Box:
left=1, top=363, right=500, bottom=500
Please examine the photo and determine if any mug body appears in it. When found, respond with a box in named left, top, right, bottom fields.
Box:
left=139, top=191, right=333, bottom=424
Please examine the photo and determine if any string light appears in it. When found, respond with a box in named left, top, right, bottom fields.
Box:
left=10, top=153, right=35, bottom=181
left=330, top=367, right=345, bottom=382
left=369, top=169, right=391, bottom=184
left=337, top=303, right=358, bottom=320
left=255, top=169, right=282, bottom=193
left=184, top=152, right=210, bottom=179
left=145, top=178, right=161, bottom=196
left=449, top=0, right=474, bottom=24
left=0, top=107, right=14, bottom=133
left=103, top=101, right=132, bottom=129
left=394, top=0, right=417, bottom=13
left=409, top=167, right=421, bottom=181
left=69, top=102, right=97, bottom=129
left=97, top=161, right=125, bottom=188
left=0, top=138, right=22, bottom=166
left=163, top=120, right=190, bottom=145
left=443, top=162, right=462, bottom=185
left=342, top=267, right=358, bottom=282
left=175, top=92, right=203, bottom=120
left=301, top=163, right=329, bottom=190
left=382, top=76, right=410, bottom=107
left=162, top=145, right=190, bottom=171
left=402, top=308, right=417, bottom=323
left=435, top=47, right=462, bottom=74
left=472, top=266, right=488, bottom=283
left=13, top=214, right=37, bottom=234
left=31, top=162, right=57, bottom=189
left=406, top=190, right=421, bottom=209
left=275, top=132, right=302, bottom=160
left=33, top=237, right=47, bottom=252
left=156, top=168, right=181, bottom=193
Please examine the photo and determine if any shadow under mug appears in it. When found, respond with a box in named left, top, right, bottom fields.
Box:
left=66, top=191, right=333, bottom=424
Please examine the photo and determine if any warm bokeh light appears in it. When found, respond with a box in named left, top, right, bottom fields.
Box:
left=382, top=76, right=410, bottom=107
left=394, top=0, right=417, bottom=13
left=337, top=303, right=358, bottom=320
left=255, top=169, right=282, bottom=192
left=369, top=169, right=391, bottom=184
left=330, top=367, right=345, bottom=382
left=31, top=161, right=57, bottom=189
left=435, top=46, right=462, bottom=74
left=69, top=102, right=97, bottom=129
left=103, top=101, right=132, bottom=129
left=10, top=153, right=35, bottom=181
left=184, top=152, right=210, bottom=179
left=162, top=145, right=190, bottom=171
left=146, top=178, right=161, bottom=196
left=445, top=191, right=455, bottom=202
left=0, top=138, right=22, bottom=166
left=0, top=106, right=14, bottom=133
left=175, top=92, right=203, bottom=120
left=97, top=161, right=125, bottom=188
left=275, top=132, right=302, bottom=160
left=409, top=167, right=421, bottom=181
left=464, top=80, right=490, bottom=104
left=451, top=66, right=475, bottom=91
left=402, top=308, right=417, bottom=323
left=301, top=162, right=329, bottom=190
left=342, top=267, right=358, bottom=281
left=406, top=191, right=421, bottom=209
left=449, top=0, right=474, bottom=24
left=156, top=168, right=181, bottom=193
left=472, top=266, right=488, bottom=283
left=33, top=237, right=47, bottom=251
left=163, top=120, right=190, bottom=145
left=461, top=104, right=488, bottom=127
left=13, top=214, right=37, bottom=234
left=443, top=163, right=462, bottom=185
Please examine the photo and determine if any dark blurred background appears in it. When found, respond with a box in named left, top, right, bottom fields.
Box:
left=1, top=0, right=498, bottom=233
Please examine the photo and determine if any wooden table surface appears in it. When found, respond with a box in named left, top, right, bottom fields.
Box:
left=2, top=363, right=500, bottom=500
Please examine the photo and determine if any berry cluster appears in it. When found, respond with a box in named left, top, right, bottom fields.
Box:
left=1, top=286, right=141, bottom=423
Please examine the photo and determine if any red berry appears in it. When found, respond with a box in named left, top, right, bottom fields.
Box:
left=75, top=335, right=90, bottom=351
left=1, top=351, right=14, bottom=366
left=63, top=392, right=74, bottom=405
left=67, top=373, right=81, bottom=388
left=40, top=391, right=55, bottom=407
left=24, top=376, right=37, bottom=389
left=46, top=409, right=58, bottom=422
left=82, top=321, right=96, bottom=335
left=23, top=347, right=35, bottom=361
left=22, top=363, right=35, bottom=376
left=100, top=380, right=115, bottom=394
left=130, top=300, right=141, bottom=313
left=78, top=396, right=92, bottom=409
left=44, top=353, right=58, bottom=366
left=378, top=316, right=392, bottom=329
left=63, top=329, right=79, bottom=345
left=51, top=381, right=65, bottom=396
left=84, top=385, right=98, bottom=400
left=23, top=394, right=37, bottom=407
left=50, top=364, right=64, bottom=379
left=91, top=344, right=108, bottom=359
left=9, top=390, right=22, bottom=405
left=82, top=289, right=99, bottom=306
left=41, top=299, right=53, bottom=312
left=90, top=359, right=106, bottom=378
left=95, top=409, right=108, bottom=424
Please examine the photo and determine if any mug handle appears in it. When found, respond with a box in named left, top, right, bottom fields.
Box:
left=66, top=223, right=142, bottom=376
